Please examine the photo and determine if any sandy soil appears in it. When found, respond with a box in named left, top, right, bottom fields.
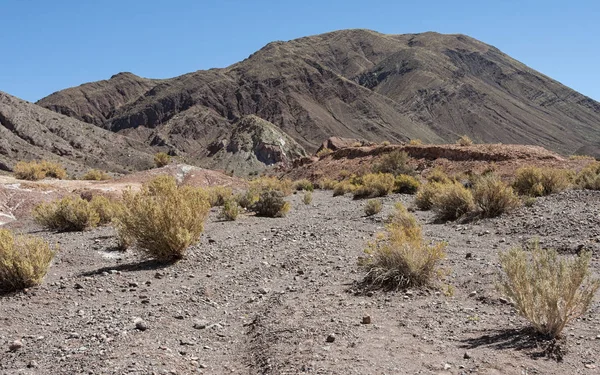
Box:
left=1, top=189, right=599, bottom=374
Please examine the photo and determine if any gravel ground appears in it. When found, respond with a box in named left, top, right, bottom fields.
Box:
left=1, top=189, right=599, bottom=374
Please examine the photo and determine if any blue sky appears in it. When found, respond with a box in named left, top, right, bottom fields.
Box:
left=1, top=0, right=599, bottom=102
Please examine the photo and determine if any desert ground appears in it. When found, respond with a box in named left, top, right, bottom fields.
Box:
left=1, top=183, right=599, bottom=374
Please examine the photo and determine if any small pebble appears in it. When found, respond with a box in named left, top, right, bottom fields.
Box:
left=9, top=340, right=23, bottom=352
left=326, top=334, right=335, bottom=343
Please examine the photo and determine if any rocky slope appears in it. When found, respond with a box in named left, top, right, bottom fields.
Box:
left=0, top=91, right=154, bottom=174
left=38, top=29, right=600, bottom=163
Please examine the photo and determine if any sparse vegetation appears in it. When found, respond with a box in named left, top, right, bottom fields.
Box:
left=302, top=191, right=313, bottom=205
left=364, top=199, right=382, bottom=216
left=414, top=182, right=444, bottom=210
left=513, top=167, right=572, bottom=196
left=431, top=182, right=475, bottom=221
left=219, top=199, right=240, bottom=221
left=14, top=160, right=67, bottom=181
left=373, top=150, right=414, bottom=176
left=89, top=196, right=123, bottom=225
left=426, top=167, right=452, bottom=184
left=381, top=141, right=391, bottom=146
left=575, top=162, right=600, bottom=190
left=361, top=203, right=446, bottom=290
left=409, top=139, right=423, bottom=145
left=317, top=177, right=337, bottom=190
left=473, top=175, right=520, bottom=218
left=253, top=190, right=290, bottom=217
left=353, top=173, right=395, bottom=199
left=316, top=147, right=333, bottom=158
left=34, top=196, right=100, bottom=231
left=499, top=241, right=600, bottom=338
left=117, top=176, right=210, bottom=262
left=293, top=179, right=314, bottom=192
left=154, top=152, right=171, bottom=168
left=457, top=135, right=474, bottom=146
left=0, top=229, right=56, bottom=293
left=394, top=174, right=420, bottom=194
left=206, top=186, right=233, bottom=207
left=333, top=181, right=357, bottom=197
left=81, top=169, right=111, bottom=181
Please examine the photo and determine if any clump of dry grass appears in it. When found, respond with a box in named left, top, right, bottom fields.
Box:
left=431, top=182, right=475, bottom=221
left=473, top=175, right=520, bottom=218
left=302, top=191, right=313, bottom=205
left=253, top=190, right=290, bottom=217
left=415, top=182, right=444, bottom=210
left=353, top=173, right=395, bottom=199
left=513, top=167, right=572, bottom=196
left=14, top=160, right=67, bottom=181
left=117, top=176, right=210, bottom=262
left=293, top=179, right=314, bottom=192
left=34, top=196, right=100, bottom=231
left=575, top=162, right=600, bottom=190
left=89, top=196, right=124, bottom=225
left=457, top=135, right=474, bottom=146
left=360, top=203, right=446, bottom=290
left=219, top=198, right=240, bottom=221
left=0, top=229, right=56, bottom=293
left=499, top=241, right=600, bottom=338
left=426, top=167, right=452, bottom=184
left=364, top=199, right=382, bottom=216
left=316, top=147, right=333, bottom=158
left=408, top=139, right=423, bottom=145
left=154, top=152, right=171, bottom=168
left=373, top=150, right=414, bottom=176
left=332, top=181, right=357, bottom=197
left=394, top=174, right=420, bottom=194
left=316, top=177, right=337, bottom=190
left=81, top=169, right=111, bottom=181
left=206, top=186, right=233, bottom=207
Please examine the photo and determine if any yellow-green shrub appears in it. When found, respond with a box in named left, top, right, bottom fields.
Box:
left=253, top=190, right=290, bottom=217
left=373, top=150, right=414, bottom=176
left=353, top=173, right=395, bottom=199
left=0, top=229, right=56, bottom=293
left=249, top=176, right=293, bottom=196
left=13, top=160, right=67, bottom=181
left=499, top=242, right=600, bottom=338
left=386, top=202, right=419, bottom=229
left=317, top=177, right=337, bottom=190
left=513, top=167, right=572, bottom=196
left=457, top=135, right=474, bottom=146
left=154, top=152, right=171, bottom=168
left=332, top=181, right=357, bottom=197
left=426, top=168, right=452, bottom=184
left=414, top=182, right=444, bottom=210
left=218, top=199, right=240, bottom=221
left=431, top=182, right=475, bottom=221
left=473, top=175, right=520, bottom=218
left=409, top=139, right=423, bottom=145
left=575, top=162, right=600, bottom=190
left=34, top=196, right=100, bottom=231
left=364, top=199, right=383, bottom=216
left=118, top=176, right=210, bottom=262
left=394, top=174, right=420, bottom=194
left=81, top=169, right=111, bottom=181
left=293, top=179, right=314, bottom=192
left=302, top=191, right=313, bottom=205
left=361, top=203, right=446, bottom=289
left=206, top=186, right=233, bottom=207
left=89, top=196, right=124, bottom=225
left=316, top=147, right=333, bottom=158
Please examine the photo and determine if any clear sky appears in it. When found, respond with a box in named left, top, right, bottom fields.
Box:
left=1, top=0, right=599, bottom=102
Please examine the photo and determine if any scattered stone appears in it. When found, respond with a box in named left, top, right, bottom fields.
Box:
left=9, top=340, right=23, bottom=352
left=469, top=291, right=477, bottom=297
left=27, top=360, right=38, bottom=368
left=444, top=363, right=452, bottom=370
left=193, top=320, right=209, bottom=329
left=361, top=316, right=371, bottom=324
left=499, top=297, right=509, bottom=304
left=463, top=351, right=472, bottom=359
left=465, top=252, right=472, bottom=259
left=74, top=283, right=84, bottom=290
left=326, top=334, right=336, bottom=343
left=258, top=287, right=269, bottom=295
left=585, top=364, right=597, bottom=369
left=134, top=318, right=148, bottom=331
left=366, top=291, right=374, bottom=297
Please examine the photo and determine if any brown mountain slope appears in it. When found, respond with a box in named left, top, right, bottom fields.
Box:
left=37, top=29, right=600, bottom=164
left=0, top=91, right=154, bottom=174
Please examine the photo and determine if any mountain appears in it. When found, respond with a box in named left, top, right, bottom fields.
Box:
left=37, top=29, right=600, bottom=167
left=0, top=91, right=154, bottom=174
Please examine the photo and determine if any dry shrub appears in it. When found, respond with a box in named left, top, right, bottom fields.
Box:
left=81, top=169, right=111, bottom=181
left=457, top=135, right=474, bottom=146
left=0, top=229, right=56, bottom=293
left=293, top=179, right=314, bottom=192
left=34, top=196, right=100, bottom=231
left=353, top=173, right=395, bottom=199
left=373, top=150, right=414, bottom=176
left=118, top=176, right=210, bottom=262
left=302, top=191, right=313, bottom=205
left=351, top=141, right=362, bottom=147
left=361, top=203, right=446, bottom=289
left=381, top=141, right=391, bottom=146
left=394, top=174, right=420, bottom=194
left=499, top=242, right=600, bottom=338
left=89, top=196, right=124, bottom=225
left=431, top=182, right=475, bottom=221
left=317, top=177, right=337, bottom=190
left=386, top=202, right=419, bottom=229
left=14, top=160, right=67, bottom=181
left=206, top=186, right=233, bottom=207
left=249, top=176, right=293, bottom=196
left=414, top=182, right=444, bottom=210
left=218, top=199, right=240, bottom=221
left=473, top=175, right=520, bottom=218
left=333, top=181, right=357, bottom=197
left=575, top=162, right=600, bottom=190
left=364, top=199, right=382, bottom=216
left=253, top=190, right=290, bottom=218
left=154, top=152, right=171, bottom=168
left=513, top=167, right=572, bottom=196
left=316, top=147, right=333, bottom=158
left=409, top=139, right=423, bottom=145
left=426, top=167, right=452, bottom=184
